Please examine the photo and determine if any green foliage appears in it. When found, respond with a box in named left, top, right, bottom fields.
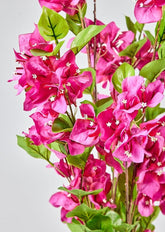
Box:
left=112, top=62, right=135, bottom=93
left=68, top=218, right=102, bottom=232
left=158, top=41, right=165, bottom=58
left=52, top=114, right=73, bottom=133
left=87, top=214, right=114, bottom=232
left=125, top=16, right=136, bottom=35
left=71, top=25, right=106, bottom=54
left=134, top=22, right=144, bottom=33
left=95, top=97, right=113, bottom=115
left=138, top=207, right=160, bottom=231
left=66, top=4, right=87, bottom=35
left=145, top=104, right=165, bottom=121
left=38, top=7, right=69, bottom=42
left=66, top=14, right=82, bottom=35
left=119, top=37, right=147, bottom=58
left=144, top=30, right=155, bottom=45
left=155, top=9, right=165, bottom=43
left=67, top=146, right=93, bottom=169
left=66, top=203, right=108, bottom=222
left=49, top=140, right=67, bottom=155
left=58, top=187, right=103, bottom=198
left=17, top=135, right=51, bottom=162
left=140, top=58, right=165, bottom=82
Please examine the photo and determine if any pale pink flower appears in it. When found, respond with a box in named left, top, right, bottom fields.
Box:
left=134, top=0, right=165, bottom=23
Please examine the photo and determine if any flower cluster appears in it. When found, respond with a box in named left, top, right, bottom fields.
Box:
left=11, top=0, right=165, bottom=231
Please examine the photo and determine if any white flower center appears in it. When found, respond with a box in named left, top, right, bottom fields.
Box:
left=66, top=62, right=71, bottom=67
left=157, top=162, right=162, bottom=167
left=32, top=74, right=37, bottom=79
left=106, top=122, right=112, bottom=127
left=90, top=121, right=94, bottom=127
left=115, top=120, right=120, bottom=125
left=150, top=136, right=158, bottom=142
left=50, top=96, right=55, bottom=102
left=141, top=102, right=147, bottom=108
left=125, top=150, right=132, bottom=158
left=122, top=99, right=127, bottom=104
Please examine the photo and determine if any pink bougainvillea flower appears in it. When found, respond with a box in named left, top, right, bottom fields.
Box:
left=39, top=0, right=86, bottom=15
left=114, top=76, right=164, bottom=121
left=70, top=118, right=100, bottom=146
left=134, top=0, right=165, bottom=23
left=113, top=125, right=148, bottom=163
left=137, top=193, right=154, bottom=217
left=19, top=24, right=53, bottom=56
left=138, top=171, right=160, bottom=198
left=96, top=142, right=123, bottom=174
left=49, top=191, right=79, bottom=222
left=25, top=112, right=64, bottom=147
left=23, top=50, right=92, bottom=113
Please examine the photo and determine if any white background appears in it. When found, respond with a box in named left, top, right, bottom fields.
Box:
left=0, top=0, right=164, bottom=231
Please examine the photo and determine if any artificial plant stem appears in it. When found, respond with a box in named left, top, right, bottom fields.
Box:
left=128, top=164, right=137, bottom=224
left=65, top=91, right=76, bottom=124
left=78, top=6, right=92, bottom=67
left=125, top=162, right=130, bottom=223
left=152, top=20, right=161, bottom=61
left=93, top=0, right=98, bottom=102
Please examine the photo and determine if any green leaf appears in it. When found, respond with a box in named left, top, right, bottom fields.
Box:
left=134, top=21, right=144, bottom=33
left=105, top=211, right=122, bottom=226
left=38, top=7, right=69, bottom=42
left=67, top=204, right=108, bottom=222
left=144, top=30, right=155, bottom=45
left=49, top=140, right=67, bottom=155
left=17, top=135, right=51, bottom=161
left=71, top=25, right=106, bottom=54
left=125, top=16, right=136, bottom=34
left=133, top=184, right=138, bottom=201
left=95, top=97, right=113, bottom=115
left=113, top=223, right=138, bottom=232
left=68, top=219, right=86, bottom=232
left=119, top=202, right=126, bottom=222
left=68, top=218, right=103, bottom=232
left=58, top=187, right=103, bottom=198
left=87, top=214, right=114, bottom=232
left=158, top=41, right=165, bottom=58
left=155, top=9, right=165, bottom=43
left=112, top=62, right=135, bottom=93
left=67, top=146, right=93, bottom=169
left=140, top=58, right=165, bottom=82
left=52, top=115, right=72, bottom=133
left=145, top=104, right=165, bottom=121
left=30, top=41, right=64, bottom=56
left=139, top=207, right=160, bottom=231
left=119, top=37, right=147, bottom=58
left=66, top=14, right=82, bottom=35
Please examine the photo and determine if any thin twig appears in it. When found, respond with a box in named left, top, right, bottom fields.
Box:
left=151, top=20, right=161, bottom=61
left=125, top=162, right=130, bottom=224
left=93, top=0, right=97, bottom=102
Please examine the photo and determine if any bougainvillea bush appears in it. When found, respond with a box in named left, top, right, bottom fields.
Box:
left=10, top=0, right=165, bottom=231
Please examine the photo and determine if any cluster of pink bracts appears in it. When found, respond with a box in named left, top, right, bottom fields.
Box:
left=11, top=0, right=165, bottom=230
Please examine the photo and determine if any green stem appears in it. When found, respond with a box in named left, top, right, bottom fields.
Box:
left=125, top=162, right=130, bottom=224
left=152, top=20, right=161, bottom=61
left=65, top=91, right=76, bottom=124
left=93, top=0, right=97, bottom=102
